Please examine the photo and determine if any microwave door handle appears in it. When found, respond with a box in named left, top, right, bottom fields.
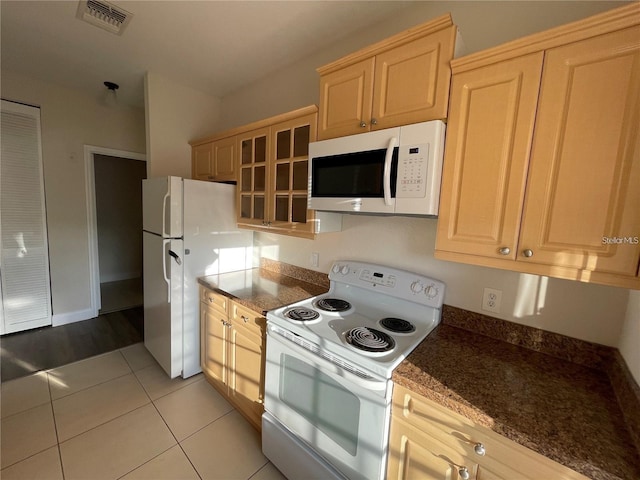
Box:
left=383, top=137, right=397, bottom=206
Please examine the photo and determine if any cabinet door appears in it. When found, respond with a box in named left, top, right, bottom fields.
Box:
left=270, top=113, right=317, bottom=234
left=318, top=58, right=375, bottom=140
left=388, top=417, right=475, bottom=480
left=228, top=319, right=264, bottom=430
left=436, top=53, right=544, bottom=259
left=192, top=143, right=213, bottom=181
left=372, top=26, right=456, bottom=130
left=200, top=303, right=228, bottom=389
left=237, top=127, right=270, bottom=227
left=519, top=26, right=640, bottom=276
left=212, top=136, right=236, bottom=182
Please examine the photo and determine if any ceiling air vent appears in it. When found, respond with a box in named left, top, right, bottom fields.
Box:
left=76, top=0, right=133, bottom=35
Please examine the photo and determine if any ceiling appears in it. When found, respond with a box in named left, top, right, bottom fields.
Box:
left=1, top=0, right=415, bottom=108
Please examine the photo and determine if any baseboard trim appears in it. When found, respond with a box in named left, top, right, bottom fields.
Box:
left=52, top=308, right=96, bottom=327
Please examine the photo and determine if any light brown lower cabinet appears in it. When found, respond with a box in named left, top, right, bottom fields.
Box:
left=200, top=286, right=265, bottom=431
left=387, top=384, right=588, bottom=480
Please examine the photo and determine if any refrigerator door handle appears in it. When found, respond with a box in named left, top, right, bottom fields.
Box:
left=162, top=239, right=171, bottom=303
left=162, top=191, right=170, bottom=237
left=168, top=250, right=182, bottom=265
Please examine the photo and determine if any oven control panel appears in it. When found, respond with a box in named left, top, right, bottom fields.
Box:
left=359, top=269, right=396, bottom=288
left=329, top=261, right=445, bottom=308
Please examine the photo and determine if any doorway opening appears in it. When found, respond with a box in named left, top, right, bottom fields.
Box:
left=84, top=146, right=146, bottom=318
left=94, top=154, right=147, bottom=313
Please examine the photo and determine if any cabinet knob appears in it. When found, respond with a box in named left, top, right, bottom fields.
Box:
left=359, top=121, right=367, bottom=128
left=474, top=442, right=486, bottom=456
left=522, top=249, right=534, bottom=258
left=498, top=246, right=510, bottom=255
left=371, top=118, right=378, bottom=125
left=241, top=315, right=249, bottom=323
left=458, top=466, right=470, bottom=480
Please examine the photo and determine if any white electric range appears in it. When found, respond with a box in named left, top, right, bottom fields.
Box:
left=262, top=260, right=445, bottom=480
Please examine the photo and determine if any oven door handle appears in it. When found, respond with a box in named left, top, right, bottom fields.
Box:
left=267, top=325, right=388, bottom=392
left=383, top=136, right=397, bottom=206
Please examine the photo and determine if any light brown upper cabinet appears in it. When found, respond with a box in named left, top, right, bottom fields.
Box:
left=191, top=136, right=237, bottom=182
left=236, top=106, right=342, bottom=239
left=317, top=14, right=459, bottom=140
left=191, top=106, right=341, bottom=239
left=435, top=4, right=640, bottom=289
left=192, top=142, right=213, bottom=181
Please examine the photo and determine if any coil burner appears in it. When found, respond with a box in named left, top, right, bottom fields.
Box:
left=379, top=317, right=416, bottom=334
left=315, top=298, right=352, bottom=313
left=283, top=307, right=320, bottom=322
left=345, top=327, right=396, bottom=353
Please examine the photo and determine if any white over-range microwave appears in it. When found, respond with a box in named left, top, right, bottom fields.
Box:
left=308, top=120, right=446, bottom=216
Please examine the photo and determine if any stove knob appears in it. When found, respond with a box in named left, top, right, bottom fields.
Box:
left=340, top=265, right=350, bottom=275
left=424, top=285, right=439, bottom=299
left=332, top=264, right=341, bottom=274
left=410, top=281, right=424, bottom=294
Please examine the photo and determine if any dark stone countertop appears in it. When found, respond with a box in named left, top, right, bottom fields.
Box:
left=198, top=264, right=328, bottom=315
left=393, top=322, right=640, bottom=480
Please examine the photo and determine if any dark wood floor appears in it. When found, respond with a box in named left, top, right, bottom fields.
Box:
left=0, top=307, right=143, bottom=383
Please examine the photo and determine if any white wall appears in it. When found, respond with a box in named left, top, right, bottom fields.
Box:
left=218, top=1, right=638, bottom=381
left=218, top=1, right=629, bottom=130
left=1, top=71, right=146, bottom=322
left=144, top=72, right=222, bottom=178
left=619, top=291, right=640, bottom=381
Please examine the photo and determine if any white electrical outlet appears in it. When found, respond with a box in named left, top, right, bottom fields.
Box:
left=482, top=287, right=502, bottom=314
left=310, top=252, right=319, bottom=268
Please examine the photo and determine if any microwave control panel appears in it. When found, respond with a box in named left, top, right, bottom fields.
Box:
left=396, top=143, right=429, bottom=198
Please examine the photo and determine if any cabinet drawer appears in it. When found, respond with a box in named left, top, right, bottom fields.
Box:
left=200, top=287, right=229, bottom=315
left=230, top=302, right=265, bottom=338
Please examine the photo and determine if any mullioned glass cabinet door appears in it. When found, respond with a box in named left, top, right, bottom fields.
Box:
left=270, top=113, right=316, bottom=231
left=238, top=127, right=269, bottom=226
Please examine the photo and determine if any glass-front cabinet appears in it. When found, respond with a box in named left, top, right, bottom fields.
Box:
left=236, top=107, right=339, bottom=239
left=270, top=114, right=315, bottom=231
left=238, top=127, right=270, bottom=227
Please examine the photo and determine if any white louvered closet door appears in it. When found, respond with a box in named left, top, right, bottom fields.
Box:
left=0, top=100, right=52, bottom=334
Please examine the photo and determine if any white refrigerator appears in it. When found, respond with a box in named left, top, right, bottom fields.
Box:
left=142, top=176, right=253, bottom=378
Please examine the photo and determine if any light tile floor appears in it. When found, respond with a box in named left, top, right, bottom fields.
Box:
left=0, top=343, right=287, bottom=480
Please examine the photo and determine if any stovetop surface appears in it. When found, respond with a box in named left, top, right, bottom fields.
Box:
left=266, top=261, right=446, bottom=379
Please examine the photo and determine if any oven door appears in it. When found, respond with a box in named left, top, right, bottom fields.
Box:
left=264, top=323, right=392, bottom=480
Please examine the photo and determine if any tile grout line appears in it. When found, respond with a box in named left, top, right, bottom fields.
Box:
left=128, top=357, right=205, bottom=479
left=47, top=371, right=68, bottom=480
